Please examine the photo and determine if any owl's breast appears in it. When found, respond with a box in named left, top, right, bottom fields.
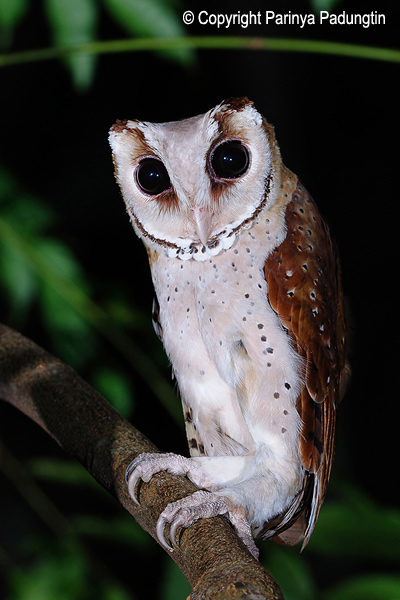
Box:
left=150, top=217, right=303, bottom=457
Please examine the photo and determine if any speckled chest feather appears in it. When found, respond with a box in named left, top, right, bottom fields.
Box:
left=150, top=176, right=303, bottom=464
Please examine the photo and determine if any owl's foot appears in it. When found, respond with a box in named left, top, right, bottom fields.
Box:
left=125, top=452, right=204, bottom=504
left=125, top=452, right=259, bottom=559
left=157, top=489, right=259, bottom=559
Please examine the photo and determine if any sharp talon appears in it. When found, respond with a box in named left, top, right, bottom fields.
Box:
left=156, top=516, right=173, bottom=552
left=127, top=474, right=140, bottom=505
left=125, top=459, right=137, bottom=483
left=125, top=457, right=142, bottom=505
left=169, top=518, right=182, bottom=549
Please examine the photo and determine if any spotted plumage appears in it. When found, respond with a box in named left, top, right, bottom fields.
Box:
left=109, top=98, right=349, bottom=558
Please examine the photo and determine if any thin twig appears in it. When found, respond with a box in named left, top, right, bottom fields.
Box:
left=0, top=36, right=399, bottom=68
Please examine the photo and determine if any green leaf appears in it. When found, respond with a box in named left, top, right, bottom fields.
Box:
left=322, top=574, right=400, bottom=600
left=102, top=0, right=194, bottom=65
left=309, top=0, right=343, bottom=13
left=106, top=296, right=146, bottom=329
left=0, top=235, right=39, bottom=319
left=43, top=0, right=98, bottom=90
left=28, top=457, right=96, bottom=487
left=41, top=281, right=95, bottom=366
left=72, top=514, right=150, bottom=547
left=99, top=582, right=132, bottom=600
left=7, top=537, right=133, bottom=600
left=263, top=545, right=315, bottom=600
left=36, top=238, right=96, bottom=365
left=4, top=197, right=56, bottom=232
left=162, top=556, right=191, bottom=600
left=92, top=367, right=135, bottom=417
left=36, top=238, right=89, bottom=285
left=0, top=0, right=29, bottom=45
left=0, top=169, right=54, bottom=233
left=9, top=540, right=89, bottom=600
left=0, top=165, right=16, bottom=196
left=0, top=168, right=180, bottom=424
left=309, top=482, right=400, bottom=563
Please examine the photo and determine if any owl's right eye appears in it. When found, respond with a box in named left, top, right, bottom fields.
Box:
left=135, top=158, right=171, bottom=195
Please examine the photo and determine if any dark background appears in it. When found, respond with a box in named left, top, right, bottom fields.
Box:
left=0, top=0, right=399, bottom=598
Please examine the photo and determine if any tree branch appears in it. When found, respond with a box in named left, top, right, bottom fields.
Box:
left=0, top=323, right=283, bottom=599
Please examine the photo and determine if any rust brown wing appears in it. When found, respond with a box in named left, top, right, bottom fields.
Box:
left=263, top=179, right=349, bottom=547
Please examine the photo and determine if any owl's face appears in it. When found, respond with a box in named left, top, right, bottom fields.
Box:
left=109, top=98, right=282, bottom=261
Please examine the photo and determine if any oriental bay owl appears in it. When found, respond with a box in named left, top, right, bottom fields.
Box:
left=109, top=98, right=349, bottom=558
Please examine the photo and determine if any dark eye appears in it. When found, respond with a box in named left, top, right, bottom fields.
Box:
left=211, top=141, right=249, bottom=180
left=136, top=158, right=171, bottom=195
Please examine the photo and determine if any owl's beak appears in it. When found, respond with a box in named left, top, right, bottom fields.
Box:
left=192, top=207, right=214, bottom=246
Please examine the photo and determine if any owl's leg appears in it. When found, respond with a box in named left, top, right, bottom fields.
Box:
left=126, top=452, right=259, bottom=558
left=126, top=452, right=252, bottom=501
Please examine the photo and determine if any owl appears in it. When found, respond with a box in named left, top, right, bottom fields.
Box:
left=109, top=98, right=349, bottom=559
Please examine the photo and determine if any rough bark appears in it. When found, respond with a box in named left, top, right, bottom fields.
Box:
left=0, top=323, right=283, bottom=599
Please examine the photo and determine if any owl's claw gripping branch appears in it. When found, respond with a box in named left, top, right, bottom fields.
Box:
left=126, top=451, right=200, bottom=505
left=156, top=491, right=259, bottom=559
left=125, top=455, right=146, bottom=504
left=126, top=452, right=259, bottom=559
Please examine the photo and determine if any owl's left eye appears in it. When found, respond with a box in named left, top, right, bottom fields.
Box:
left=136, top=158, right=171, bottom=195
left=210, top=141, right=250, bottom=180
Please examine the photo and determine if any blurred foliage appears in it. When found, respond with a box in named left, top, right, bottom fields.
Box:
left=0, top=0, right=400, bottom=599
left=0, top=0, right=193, bottom=89
left=321, top=575, right=400, bottom=600
left=0, top=0, right=28, bottom=46
left=0, top=165, right=180, bottom=422
left=308, top=0, right=344, bottom=13
left=308, top=481, right=400, bottom=564
left=264, top=480, right=400, bottom=600
left=8, top=538, right=133, bottom=600
left=43, top=0, right=98, bottom=89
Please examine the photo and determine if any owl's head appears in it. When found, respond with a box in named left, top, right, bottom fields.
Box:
left=109, top=97, right=282, bottom=261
